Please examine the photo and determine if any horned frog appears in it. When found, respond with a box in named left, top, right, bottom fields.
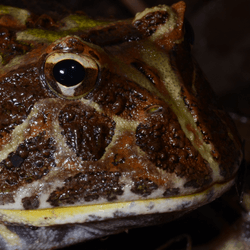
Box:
left=0, top=1, right=243, bottom=249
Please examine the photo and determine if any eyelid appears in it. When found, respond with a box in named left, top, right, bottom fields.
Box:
left=46, top=53, right=97, bottom=69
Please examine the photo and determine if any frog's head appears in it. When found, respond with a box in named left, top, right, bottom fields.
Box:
left=0, top=1, right=243, bottom=249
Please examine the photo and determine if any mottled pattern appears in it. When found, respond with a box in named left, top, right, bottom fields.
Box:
left=22, top=195, right=40, bottom=210
left=131, top=177, right=158, bottom=197
left=0, top=1, right=246, bottom=250
left=59, top=102, right=115, bottom=161
left=0, top=132, right=56, bottom=204
left=134, top=11, right=169, bottom=37
left=169, top=42, right=242, bottom=180
left=0, top=4, right=242, bottom=248
left=83, top=23, right=142, bottom=46
left=0, top=66, right=50, bottom=137
left=47, top=171, right=123, bottom=206
left=85, top=68, right=158, bottom=119
left=136, top=105, right=212, bottom=189
left=0, top=27, right=31, bottom=65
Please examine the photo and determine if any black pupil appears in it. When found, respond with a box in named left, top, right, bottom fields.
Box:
left=53, top=59, right=85, bottom=87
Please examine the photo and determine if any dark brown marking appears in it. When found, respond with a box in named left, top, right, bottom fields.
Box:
left=47, top=171, right=124, bottom=206
left=0, top=66, right=52, bottom=138
left=59, top=102, right=115, bottom=161
left=134, top=11, right=169, bottom=37
left=0, top=132, right=56, bottom=194
left=169, top=42, right=242, bottom=180
left=135, top=105, right=213, bottom=189
left=131, top=177, right=158, bottom=197
left=22, top=195, right=40, bottom=210
left=0, top=26, right=31, bottom=65
left=163, top=188, right=180, bottom=197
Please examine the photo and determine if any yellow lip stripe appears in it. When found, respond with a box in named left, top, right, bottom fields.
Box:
left=0, top=179, right=234, bottom=227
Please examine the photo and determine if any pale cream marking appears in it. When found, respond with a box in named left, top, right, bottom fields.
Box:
left=117, top=176, right=166, bottom=201
left=60, top=14, right=110, bottom=31
left=0, top=98, right=65, bottom=162
left=80, top=97, right=103, bottom=113
left=50, top=97, right=105, bottom=171
left=50, top=109, right=85, bottom=171
left=2, top=178, right=65, bottom=210
left=81, top=97, right=144, bottom=161
left=0, top=5, right=30, bottom=26
left=0, top=106, right=39, bottom=162
left=133, top=6, right=228, bottom=182
left=100, top=115, right=140, bottom=161
left=133, top=5, right=177, bottom=42
left=16, top=31, right=53, bottom=44
left=0, top=54, right=31, bottom=75
left=0, top=179, right=234, bottom=226
left=155, top=167, right=187, bottom=191
left=140, top=45, right=223, bottom=182
left=108, top=42, right=222, bottom=183
left=0, top=223, right=21, bottom=246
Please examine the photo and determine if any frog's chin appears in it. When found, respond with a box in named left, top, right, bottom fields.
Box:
left=0, top=178, right=234, bottom=228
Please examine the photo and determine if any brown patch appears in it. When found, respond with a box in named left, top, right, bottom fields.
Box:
left=0, top=132, right=56, bottom=194
left=24, top=113, right=51, bottom=139
left=82, top=22, right=142, bottom=47
left=0, top=26, right=31, bottom=65
left=26, top=14, right=61, bottom=29
left=22, top=195, right=40, bottom=210
left=102, top=132, right=168, bottom=186
left=59, top=102, right=115, bottom=161
left=163, top=188, right=180, bottom=197
left=0, top=14, right=25, bottom=29
left=47, top=171, right=123, bottom=206
left=0, top=66, right=51, bottom=139
left=135, top=104, right=213, bottom=189
left=169, top=40, right=242, bottom=180
left=88, top=50, right=99, bottom=61
left=0, top=132, right=11, bottom=151
left=0, top=193, right=15, bottom=206
left=86, top=68, right=159, bottom=120
left=155, top=2, right=186, bottom=50
left=134, top=11, right=169, bottom=37
left=131, top=177, right=158, bottom=197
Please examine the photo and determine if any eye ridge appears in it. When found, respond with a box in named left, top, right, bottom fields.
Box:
left=53, top=59, right=85, bottom=87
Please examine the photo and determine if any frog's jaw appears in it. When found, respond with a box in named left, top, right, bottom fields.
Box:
left=0, top=179, right=233, bottom=227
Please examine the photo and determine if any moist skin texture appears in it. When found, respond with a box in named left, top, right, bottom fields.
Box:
left=0, top=2, right=243, bottom=250
left=0, top=1, right=242, bottom=210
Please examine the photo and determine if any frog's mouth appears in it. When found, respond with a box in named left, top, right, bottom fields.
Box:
left=0, top=178, right=234, bottom=228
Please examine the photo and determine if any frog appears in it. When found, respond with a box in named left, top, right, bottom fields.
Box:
left=0, top=1, right=243, bottom=250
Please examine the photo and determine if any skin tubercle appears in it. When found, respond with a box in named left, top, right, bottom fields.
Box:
left=0, top=3, right=243, bottom=249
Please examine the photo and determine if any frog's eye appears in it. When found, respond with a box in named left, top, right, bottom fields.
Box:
left=44, top=53, right=98, bottom=98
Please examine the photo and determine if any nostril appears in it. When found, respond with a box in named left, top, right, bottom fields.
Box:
left=146, top=105, right=163, bottom=114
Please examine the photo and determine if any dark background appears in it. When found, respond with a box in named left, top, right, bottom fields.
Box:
left=1, top=0, right=249, bottom=249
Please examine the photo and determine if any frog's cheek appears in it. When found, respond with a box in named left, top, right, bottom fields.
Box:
left=43, top=52, right=98, bottom=99
left=132, top=1, right=186, bottom=49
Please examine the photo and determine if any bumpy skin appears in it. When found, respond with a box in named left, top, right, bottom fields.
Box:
left=0, top=2, right=243, bottom=249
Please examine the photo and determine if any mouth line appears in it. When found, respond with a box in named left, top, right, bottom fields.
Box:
left=0, top=178, right=235, bottom=227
